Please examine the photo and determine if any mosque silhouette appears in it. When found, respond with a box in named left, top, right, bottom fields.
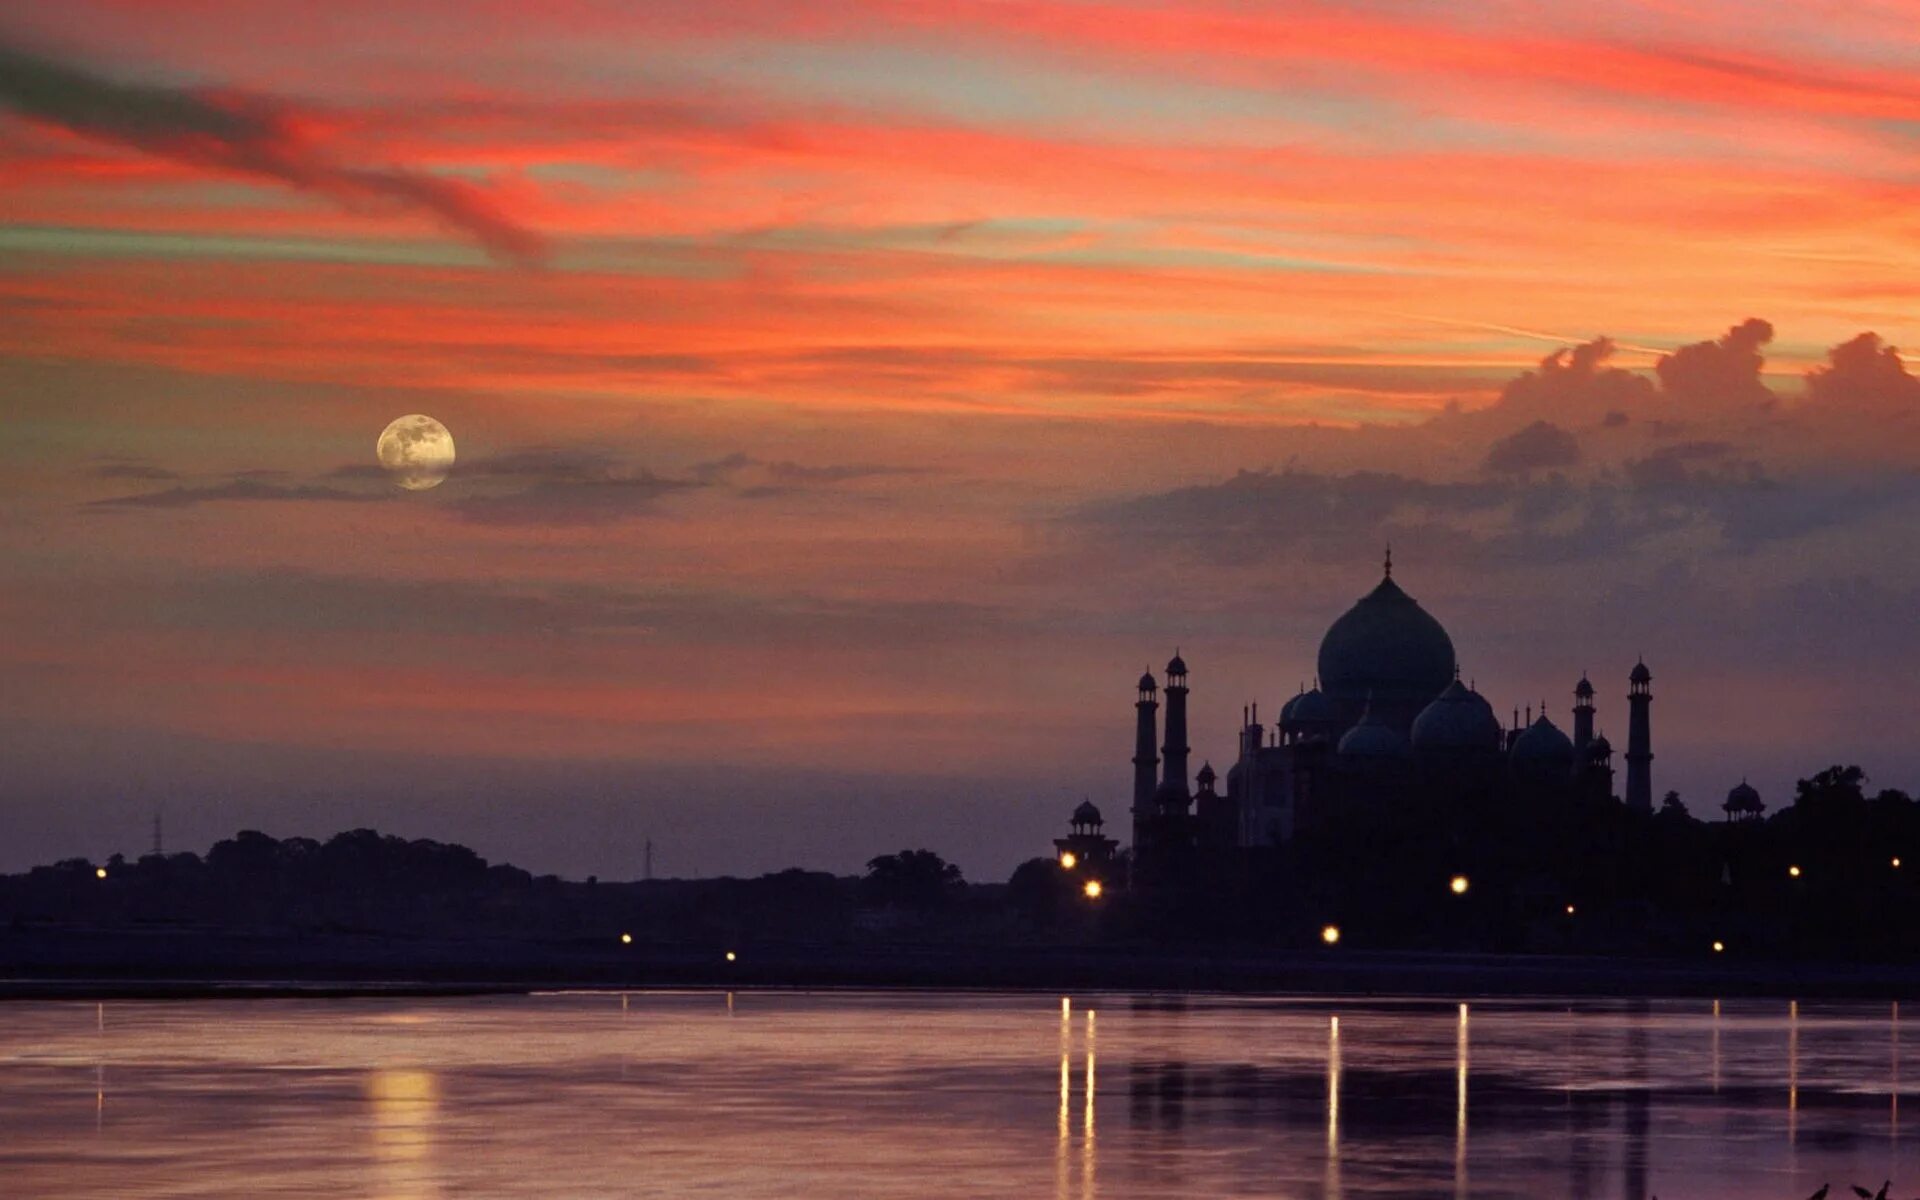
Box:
left=1057, top=552, right=1663, bottom=890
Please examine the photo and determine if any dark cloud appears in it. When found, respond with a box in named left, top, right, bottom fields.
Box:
left=90, top=477, right=381, bottom=510
left=1069, top=453, right=1919, bottom=572
left=451, top=473, right=695, bottom=526
left=1072, top=468, right=1514, bottom=568
left=1483, top=420, right=1579, bottom=474
left=459, top=447, right=625, bottom=481
left=685, top=449, right=935, bottom=499
left=158, top=445, right=936, bottom=527
left=1494, top=337, right=1654, bottom=417
left=91, top=459, right=177, bottom=481
left=0, top=42, right=543, bottom=264
left=690, top=452, right=755, bottom=484
left=325, top=463, right=391, bottom=481
left=762, top=459, right=929, bottom=485
left=1805, top=332, right=1920, bottom=412
left=1654, top=318, right=1774, bottom=411
left=1621, top=441, right=1745, bottom=490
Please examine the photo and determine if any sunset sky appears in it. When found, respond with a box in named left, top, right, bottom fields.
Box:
left=5, top=0, right=1920, bottom=879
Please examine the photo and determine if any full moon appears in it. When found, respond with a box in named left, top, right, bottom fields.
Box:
left=376, top=414, right=455, bottom=491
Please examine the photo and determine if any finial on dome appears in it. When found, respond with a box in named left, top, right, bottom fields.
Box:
left=1383, top=542, right=1393, bottom=579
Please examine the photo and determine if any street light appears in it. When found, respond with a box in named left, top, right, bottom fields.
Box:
left=94, top=867, right=107, bottom=880
left=1082, top=879, right=1103, bottom=899
left=1059, top=852, right=1078, bottom=870
left=619, top=932, right=632, bottom=945
left=725, top=951, right=738, bottom=962
left=1564, top=904, right=1576, bottom=915
left=1788, top=865, right=1802, bottom=878
left=1321, top=924, right=1341, bottom=946
left=1712, top=940, right=1725, bottom=953
left=1449, top=875, right=1470, bottom=896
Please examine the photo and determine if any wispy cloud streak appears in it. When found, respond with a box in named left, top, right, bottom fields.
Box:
left=0, top=41, right=544, bottom=264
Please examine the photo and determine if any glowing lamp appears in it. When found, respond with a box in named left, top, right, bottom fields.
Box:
left=94, top=867, right=107, bottom=880
left=1788, top=865, right=1802, bottom=878
left=1712, top=940, right=1725, bottom=953
left=1082, top=880, right=1103, bottom=899
left=1321, top=924, right=1341, bottom=946
left=1449, top=875, right=1470, bottom=896
left=1564, top=904, right=1576, bottom=915
left=725, top=951, right=737, bottom=962
left=619, top=933, right=632, bottom=945
left=1059, top=852, right=1078, bottom=870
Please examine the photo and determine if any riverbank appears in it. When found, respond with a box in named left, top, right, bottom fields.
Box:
left=5, top=926, right=1920, bottom=1000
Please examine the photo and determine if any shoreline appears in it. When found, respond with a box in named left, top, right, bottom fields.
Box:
left=6, top=928, right=1920, bottom=1001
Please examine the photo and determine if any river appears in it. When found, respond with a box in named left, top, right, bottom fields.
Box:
left=0, top=990, right=1909, bottom=1197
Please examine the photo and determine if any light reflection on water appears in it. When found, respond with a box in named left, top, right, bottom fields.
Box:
left=1, top=991, right=1917, bottom=1198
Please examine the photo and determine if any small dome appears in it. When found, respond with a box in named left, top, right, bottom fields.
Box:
left=1137, top=671, right=1157, bottom=692
left=1072, top=800, right=1103, bottom=826
left=1724, top=780, right=1762, bottom=813
left=1411, top=679, right=1503, bottom=753
left=1574, top=675, right=1594, bottom=698
left=1279, top=687, right=1307, bottom=722
left=1196, top=762, right=1216, bottom=784
left=1338, top=705, right=1412, bottom=760
left=1511, top=713, right=1575, bottom=772
left=1630, top=660, right=1652, bottom=684
left=1586, top=733, right=1613, bottom=758
left=1283, top=687, right=1337, bottom=727
left=1166, top=653, right=1188, bottom=676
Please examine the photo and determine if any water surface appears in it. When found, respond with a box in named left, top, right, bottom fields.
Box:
left=0, top=990, right=1911, bottom=1197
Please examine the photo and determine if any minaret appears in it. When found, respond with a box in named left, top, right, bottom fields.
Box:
left=1625, top=659, right=1653, bottom=813
left=1161, top=652, right=1190, bottom=798
left=1572, top=673, right=1595, bottom=755
left=1132, top=669, right=1159, bottom=847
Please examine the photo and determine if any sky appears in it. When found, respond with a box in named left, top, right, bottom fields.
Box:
left=4, top=0, right=1920, bottom=881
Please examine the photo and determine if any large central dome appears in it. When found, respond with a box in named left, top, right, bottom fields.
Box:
left=1316, top=572, right=1456, bottom=732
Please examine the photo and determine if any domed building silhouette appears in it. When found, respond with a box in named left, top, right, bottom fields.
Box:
left=1086, top=552, right=1656, bottom=881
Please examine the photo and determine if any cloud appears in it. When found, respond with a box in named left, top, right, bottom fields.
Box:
left=1654, top=318, right=1774, bottom=412
left=685, top=449, right=936, bottom=498
left=451, top=473, right=696, bottom=526
left=1804, top=332, right=1920, bottom=412
left=1483, top=420, right=1579, bottom=474
left=1620, top=441, right=1745, bottom=490
left=0, top=42, right=543, bottom=265
left=92, top=458, right=177, bottom=481
left=1492, top=337, right=1655, bottom=419
left=761, top=459, right=928, bottom=485
left=90, top=478, right=381, bottom=509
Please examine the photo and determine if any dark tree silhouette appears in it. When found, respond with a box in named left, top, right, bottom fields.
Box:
left=1006, top=857, right=1074, bottom=924
left=861, top=850, right=963, bottom=910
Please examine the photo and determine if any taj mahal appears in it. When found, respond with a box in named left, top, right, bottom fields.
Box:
left=1055, top=552, right=1666, bottom=888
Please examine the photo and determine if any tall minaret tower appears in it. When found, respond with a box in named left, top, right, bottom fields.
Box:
left=1625, top=659, right=1653, bottom=813
left=1132, top=670, right=1160, bottom=848
left=1160, top=652, right=1190, bottom=799
left=1572, top=673, right=1595, bottom=756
